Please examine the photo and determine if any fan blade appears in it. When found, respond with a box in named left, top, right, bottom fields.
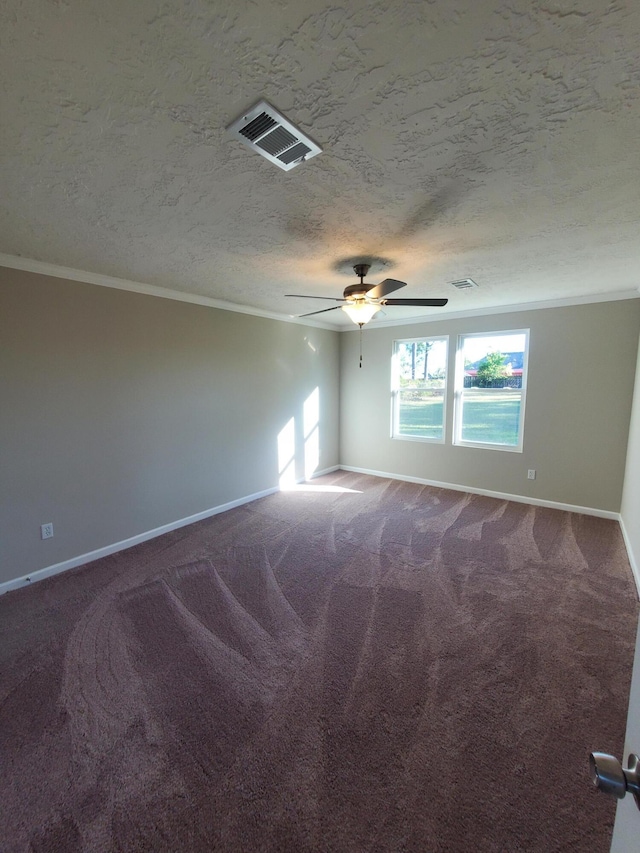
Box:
left=367, top=278, right=407, bottom=299
left=299, top=305, right=342, bottom=317
left=382, top=298, right=449, bottom=307
left=286, top=294, right=346, bottom=301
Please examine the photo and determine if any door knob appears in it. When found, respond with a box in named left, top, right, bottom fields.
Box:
left=589, top=752, right=640, bottom=810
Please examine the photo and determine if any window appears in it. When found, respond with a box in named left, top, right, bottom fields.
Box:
left=454, top=330, right=529, bottom=451
left=392, top=337, right=448, bottom=441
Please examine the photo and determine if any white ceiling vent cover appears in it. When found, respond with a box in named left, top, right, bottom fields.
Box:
left=450, top=278, right=478, bottom=289
left=227, top=100, right=322, bottom=171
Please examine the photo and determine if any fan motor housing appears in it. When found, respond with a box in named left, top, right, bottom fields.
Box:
left=343, top=283, right=375, bottom=299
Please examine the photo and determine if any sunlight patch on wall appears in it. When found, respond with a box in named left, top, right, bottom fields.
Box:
left=277, top=417, right=296, bottom=488
left=277, top=388, right=326, bottom=490
left=304, top=387, right=320, bottom=480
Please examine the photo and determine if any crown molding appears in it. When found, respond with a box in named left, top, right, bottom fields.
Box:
left=0, top=253, right=337, bottom=331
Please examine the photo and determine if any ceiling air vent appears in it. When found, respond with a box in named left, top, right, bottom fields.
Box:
left=450, top=278, right=478, bottom=290
left=227, top=100, right=322, bottom=171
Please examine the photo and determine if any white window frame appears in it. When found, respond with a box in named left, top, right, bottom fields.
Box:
left=391, top=336, right=449, bottom=443
left=453, top=329, right=529, bottom=453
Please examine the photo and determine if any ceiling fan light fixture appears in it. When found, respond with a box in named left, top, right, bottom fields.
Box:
left=288, top=262, right=447, bottom=321
left=341, top=301, right=381, bottom=325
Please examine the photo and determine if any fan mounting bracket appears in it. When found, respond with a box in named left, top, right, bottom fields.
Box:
left=353, top=263, right=371, bottom=280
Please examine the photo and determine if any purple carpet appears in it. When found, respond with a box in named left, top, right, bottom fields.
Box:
left=1, top=472, right=637, bottom=851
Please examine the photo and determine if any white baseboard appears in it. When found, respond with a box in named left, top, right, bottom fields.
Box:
left=0, top=467, right=341, bottom=596
left=0, top=485, right=283, bottom=596
left=619, top=517, right=640, bottom=600
left=339, top=465, right=621, bottom=520
left=312, top=465, right=340, bottom=476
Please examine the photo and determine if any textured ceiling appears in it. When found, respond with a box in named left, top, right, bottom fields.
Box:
left=1, top=0, right=639, bottom=327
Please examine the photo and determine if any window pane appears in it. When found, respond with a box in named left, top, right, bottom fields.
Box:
left=460, top=387, right=522, bottom=445
left=457, top=332, right=528, bottom=449
left=393, top=338, right=447, bottom=441
left=398, top=387, right=445, bottom=439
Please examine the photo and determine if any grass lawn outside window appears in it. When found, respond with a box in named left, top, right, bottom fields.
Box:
left=398, top=389, right=523, bottom=445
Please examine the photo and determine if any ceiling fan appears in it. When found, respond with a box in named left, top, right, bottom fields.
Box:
left=286, top=264, right=448, bottom=326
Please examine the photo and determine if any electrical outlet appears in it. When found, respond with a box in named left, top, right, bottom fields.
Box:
left=40, top=522, right=54, bottom=540
left=527, top=469, right=536, bottom=480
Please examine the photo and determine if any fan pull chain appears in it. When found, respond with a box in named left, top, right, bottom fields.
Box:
left=359, top=323, right=363, bottom=367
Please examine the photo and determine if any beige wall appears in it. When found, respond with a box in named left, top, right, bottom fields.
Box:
left=0, top=267, right=340, bottom=584
left=340, top=300, right=640, bottom=512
